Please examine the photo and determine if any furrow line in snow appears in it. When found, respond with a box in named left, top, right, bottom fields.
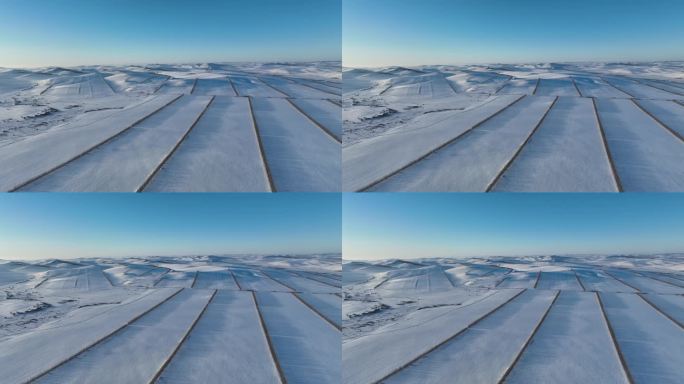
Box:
left=251, top=291, right=287, bottom=384
left=596, top=292, right=635, bottom=384
left=290, top=270, right=341, bottom=289
left=289, top=78, right=339, bottom=96
left=138, top=96, right=216, bottom=192
left=637, top=293, right=684, bottom=329
left=227, top=269, right=243, bottom=290
left=632, top=78, right=684, bottom=97
left=39, top=82, right=55, bottom=95
left=9, top=94, right=184, bottom=192
left=257, top=77, right=291, bottom=98
left=493, top=78, right=512, bottom=94
left=28, top=288, right=183, bottom=384
left=591, top=97, right=624, bottom=192
left=600, top=77, right=637, bottom=98
left=573, top=270, right=587, bottom=291
left=533, top=270, right=542, bottom=289
left=486, top=96, right=558, bottom=191
left=247, top=96, right=276, bottom=192
left=358, top=94, right=526, bottom=191
left=101, top=74, right=116, bottom=94
left=101, top=270, right=115, bottom=287
left=631, top=99, right=684, bottom=142
left=571, top=77, right=583, bottom=96
left=189, top=78, right=197, bottom=94
left=227, top=76, right=239, bottom=96
left=34, top=277, right=49, bottom=288
left=152, top=269, right=171, bottom=287
left=190, top=271, right=199, bottom=289
left=498, top=290, right=560, bottom=383
left=635, top=270, right=684, bottom=289
left=285, top=98, right=341, bottom=143
left=148, top=289, right=217, bottom=384
left=379, top=85, right=393, bottom=95
left=327, top=98, right=342, bottom=107
left=292, top=292, right=341, bottom=331
left=601, top=270, right=642, bottom=292
left=373, top=289, right=526, bottom=384
left=676, top=100, right=684, bottom=108
left=261, top=270, right=299, bottom=292
left=153, top=76, right=171, bottom=94
left=532, top=78, right=540, bottom=95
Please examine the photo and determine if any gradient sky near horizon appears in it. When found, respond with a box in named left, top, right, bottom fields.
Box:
left=344, top=0, right=684, bottom=67
left=343, top=194, right=684, bottom=260
left=0, top=194, right=341, bottom=260
left=0, top=0, right=341, bottom=68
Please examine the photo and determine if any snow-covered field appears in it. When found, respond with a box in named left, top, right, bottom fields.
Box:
left=0, top=62, right=341, bottom=192
left=343, top=254, right=684, bottom=384
left=343, top=62, right=684, bottom=192
left=0, top=254, right=341, bottom=383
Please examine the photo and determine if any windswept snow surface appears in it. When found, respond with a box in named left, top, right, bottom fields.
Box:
left=343, top=62, right=684, bottom=191
left=0, top=62, right=340, bottom=192
left=0, top=254, right=340, bottom=384
left=343, top=254, right=684, bottom=384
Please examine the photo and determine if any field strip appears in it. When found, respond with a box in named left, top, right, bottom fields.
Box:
left=600, top=77, right=637, bottom=98
left=486, top=97, right=558, bottom=191
left=631, top=78, right=684, bottom=96
left=191, top=271, right=240, bottom=290
left=255, top=292, right=340, bottom=384
left=535, top=79, right=579, bottom=96
left=287, top=77, right=340, bottom=96
left=379, top=290, right=557, bottom=384
left=251, top=97, right=340, bottom=191
left=592, top=98, right=624, bottom=191
left=637, top=293, right=684, bottom=329
left=594, top=98, right=684, bottom=191
left=154, top=290, right=282, bottom=383
left=148, top=289, right=216, bottom=383
left=285, top=98, right=341, bottom=143
left=601, top=270, right=642, bottom=292
left=370, top=97, right=557, bottom=192
left=599, top=292, right=684, bottom=383
left=631, top=99, right=684, bottom=142
left=535, top=271, right=583, bottom=291
left=32, top=289, right=213, bottom=384
left=0, top=94, right=181, bottom=191
left=247, top=97, right=276, bottom=191
left=264, top=269, right=339, bottom=293
left=504, top=291, right=629, bottom=384
left=19, top=95, right=212, bottom=192
left=639, top=271, right=684, bottom=288
left=343, top=289, right=523, bottom=384
left=607, top=269, right=684, bottom=294
left=493, top=97, right=617, bottom=192
left=138, top=96, right=215, bottom=191
left=293, top=292, right=341, bottom=331
left=296, top=293, right=342, bottom=328
left=0, top=288, right=181, bottom=384
left=288, top=98, right=342, bottom=141
left=252, top=292, right=287, bottom=384
left=232, top=269, right=293, bottom=292
left=291, top=270, right=342, bottom=288
left=344, top=94, right=525, bottom=191
left=596, top=292, right=635, bottom=383
left=256, top=77, right=291, bottom=97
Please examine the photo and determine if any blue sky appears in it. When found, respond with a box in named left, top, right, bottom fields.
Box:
left=343, top=194, right=684, bottom=260
left=0, top=0, right=340, bottom=68
left=0, top=194, right=341, bottom=260
left=344, top=0, right=684, bottom=67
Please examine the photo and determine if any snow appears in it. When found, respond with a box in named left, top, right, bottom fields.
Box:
left=344, top=254, right=684, bottom=384
left=143, top=96, right=271, bottom=192
left=601, top=292, right=684, bottom=383
left=252, top=97, right=340, bottom=191
left=596, top=98, right=684, bottom=191
left=0, top=254, right=340, bottom=383
left=343, top=94, right=521, bottom=191
left=369, top=96, right=555, bottom=191
left=493, top=97, right=617, bottom=192
left=384, top=289, right=556, bottom=384
left=155, top=290, right=280, bottom=383
left=21, top=95, right=212, bottom=191
left=345, top=62, right=684, bottom=192
left=257, top=291, right=341, bottom=384
left=0, top=62, right=340, bottom=192
left=506, top=291, right=628, bottom=384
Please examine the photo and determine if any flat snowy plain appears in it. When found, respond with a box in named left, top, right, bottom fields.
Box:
left=0, top=254, right=341, bottom=383
left=0, top=62, right=341, bottom=192
left=343, top=254, right=684, bottom=384
left=343, top=62, right=684, bottom=192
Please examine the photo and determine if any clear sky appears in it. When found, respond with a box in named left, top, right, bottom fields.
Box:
left=0, top=194, right=341, bottom=260
left=343, top=193, right=684, bottom=260
left=343, top=0, right=684, bottom=67
left=0, top=0, right=341, bottom=68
